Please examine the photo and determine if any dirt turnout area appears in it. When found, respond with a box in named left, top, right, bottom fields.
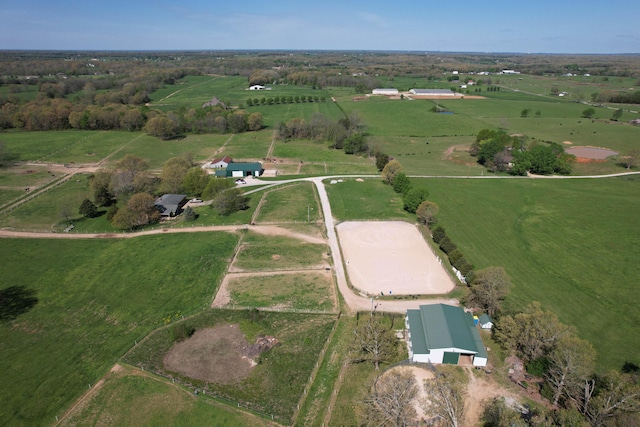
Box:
left=565, top=146, right=618, bottom=159
left=336, top=221, right=454, bottom=295
left=163, top=324, right=276, bottom=384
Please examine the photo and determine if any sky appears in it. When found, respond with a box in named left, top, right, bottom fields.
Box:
left=2, top=0, right=639, bottom=54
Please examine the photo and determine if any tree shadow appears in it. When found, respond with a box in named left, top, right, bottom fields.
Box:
left=0, top=285, right=39, bottom=322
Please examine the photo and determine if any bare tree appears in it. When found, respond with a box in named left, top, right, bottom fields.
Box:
left=585, top=371, right=640, bottom=426
left=467, top=267, right=511, bottom=316
left=621, top=148, right=640, bottom=170
left=363, top=370, right=419, bottom=427
left=421, top=373, right=466, bottom=427
left=381, top=160, right=403, bottom=185
left=546, top=334, right=596, bottom=406
left=351, top=315, right=397, bottom=370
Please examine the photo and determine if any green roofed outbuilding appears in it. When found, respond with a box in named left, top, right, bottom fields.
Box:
left=406, top=304, right=488, bottom=367
left=214, top=162, right=263, bottom=178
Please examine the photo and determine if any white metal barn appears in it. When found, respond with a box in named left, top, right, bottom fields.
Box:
left=372, top=88, right=399, bottom=95
left=406, top=304, right=488, bottom=367
left=409, top=88, right=455, bottom=96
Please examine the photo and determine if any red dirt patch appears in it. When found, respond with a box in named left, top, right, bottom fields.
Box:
left=163, top=324, right=278, bottom=384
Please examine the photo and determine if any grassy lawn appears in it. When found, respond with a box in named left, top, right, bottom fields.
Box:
left=0, top=130, right=137, bottom=163
left=109, top=133, right=228, bottom=169
left=216, top=130, right=273, bottom=160
left=233, top=231, right=328, bottom=271
left=59, top=365, right=277, bottom=427
left=255, top=181, right=321, bottom=224
left=421, top=176, right=640, bottom=372
left=122, top=309, right=336, bottom=422
left=0, top=232, right=239, bottom=426
left=228, top=272, right=335, bottom=311
left=324, top=178, right=413, bottom=222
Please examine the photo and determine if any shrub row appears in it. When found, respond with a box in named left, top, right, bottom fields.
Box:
left=432, top=225, right=475, bottom=283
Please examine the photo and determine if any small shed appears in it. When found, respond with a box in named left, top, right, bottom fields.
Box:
left=155, top=194, right=187, bottom=217
left=479, top=314, right=493, bottom=330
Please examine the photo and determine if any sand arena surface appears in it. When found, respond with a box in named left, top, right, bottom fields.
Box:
left=336, top=221, right=454, bottom=295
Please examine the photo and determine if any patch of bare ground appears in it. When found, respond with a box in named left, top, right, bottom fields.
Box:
left=464, top=368, right=520, bottom=426
left=163, top=324, right=278, bottom=384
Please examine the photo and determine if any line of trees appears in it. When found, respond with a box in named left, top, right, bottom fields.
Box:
left=246, top=95, right=326, bottom=106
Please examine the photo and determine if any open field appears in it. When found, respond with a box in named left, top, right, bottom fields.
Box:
left=421, top=176, right=640, bottom=371
left=59, top=364, right=277, bottom=427
left=232, top=231, right=329, bottom=272
left=254, top=181, right=321, bottom=223
left=0, top=232, right=239, bottom=426
left=224, top=271, right=335, bottom=311
left=122, top=309, right=336, bottom=422
left=324, top=178, right=413, bottom=222
left=337, top=221, right=454, bottom=296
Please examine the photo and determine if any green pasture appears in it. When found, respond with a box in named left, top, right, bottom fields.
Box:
left=122, top=309, right=336, bottom=422
left=227, top=272, right=335, bottom=311
left=0, top=130, right=137, bottom=163
left=340, top=98, right=488, bottom=137
left=233, top=231, right=328, bottom=271
left=216, top=130, right=272, bottom=160
left=255, top=181, right=321, bottom=223
left=0, top=188, right=22, bottom=206
left=59, top=366, right=276, bottom=427
left=324, top=178, right=413, bottom=222
left=0, top=84, right=39, bottom=102
left=149, top=75, right=340, bottom=121
left=0, top=232, right=239, bottom=426
left=273, top=138, right=371, bottom=164
left=0, top=174, right=92, bottom=230
left=368, top=135, right=485, bottom=176
left=112, top=133, right=228, bottom=169
left=0, top=165, right=56, bottom=188
left=420, top=176, right=640, bottom=372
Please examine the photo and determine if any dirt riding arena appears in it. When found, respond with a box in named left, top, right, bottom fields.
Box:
left=565, top=145, right=618, bottom=160
left=336, top=221, right=454, bottom=295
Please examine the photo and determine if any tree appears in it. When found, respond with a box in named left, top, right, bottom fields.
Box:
left=160, top=157, right=191, bottom=194
left=211, top=188, right=248, bottom=216
left=422, top=373, right=466, bottom=427
left=381, top=159, right=402, bottom=185
left=468, top=267, right=512, bottom=316
left=582, top=108, right=596, bottom=119
left=247, top=112, right=263, bottom=131
left=611, top=109, right=623, bottom=121
left=375, top=151, right=390, bottom=171
left=144, top=116, right=178, bottom=140
left=79, top=198, right=98, bottom=218
left=546, top=334, right=596, bottom=406
left=362, top=370, right=418, bottom=427
left=343, top=133, right=368, bottom=155
left=481, top=397, right=528, bottom=427
left=351, top=315, right=396, bottom=370
left=89, top=171, right=114, bottom=206
left=403, top=187, right=429, bottom=214
left=112, top=192, right=160, bottom=229
left=494, top=302, right=571, bottom=363
left=182, top=206, right=197, bottom=222
left=585, top=371, right=640, bottom=426
left=621, top=148, right=640, bottom=170
left=416, top=200, right=439, bottom=226
left=202, top=178, right=234, bottom=200
left=520, top=108, right=530, bottom=118
left=183, top=167, right=210, bottom=196
left=392, top=172, right=411, bottom=194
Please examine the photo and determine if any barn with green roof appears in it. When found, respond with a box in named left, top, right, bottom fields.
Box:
left=406, top=304, right=488, bottom=367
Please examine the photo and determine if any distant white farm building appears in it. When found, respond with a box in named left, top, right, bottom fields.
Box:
left=500, top=69, right=520, bottom=74
left=406, top=304, right=488, bottom=367
left=249, top=85, right=266, bottom=90
left=372, top=88, right=399, bottom=95
left=409, top=88, right=455, bottom=96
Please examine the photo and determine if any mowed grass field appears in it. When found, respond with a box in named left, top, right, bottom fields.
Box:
left=227, top=271, right=335, bottom=311
left=233, top=231, right=328, bottom=271
left=419, top=176, right=640, bottom=371
left=255, top=181, right=321, bottom=223
left=59, top=365, right=277, bottom=427
left=0, top=233, right=239, bottom=426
